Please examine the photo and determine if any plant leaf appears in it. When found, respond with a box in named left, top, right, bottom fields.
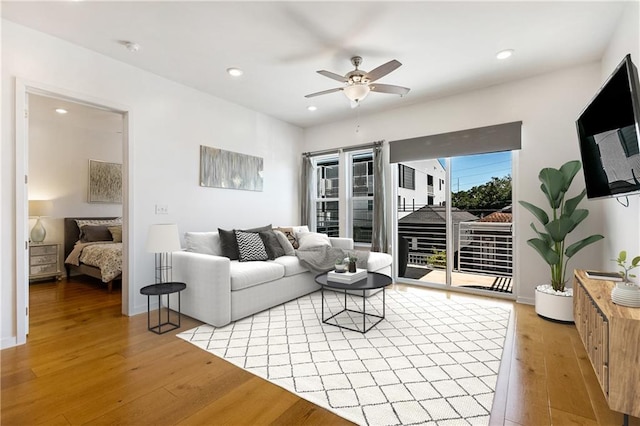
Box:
left=632, top=256, right=640, bottom=267
left=566, top=209, right=588, bottom=232
left=619, top=250, right=627, bottom=263
left=538, top=168, right=565, bottom=209
left=563, top=189, right=586, bottom=217
left=527, top=238, right=560, bottom=266
left=530, top=223, right=552, bottom=246
left=559, top=160, right=582, bottom=192
left=565, top=234, right=604, bottom=258
left=519, top=200, right=549, bottom=225
left=545, top=217, right=574, bottom=243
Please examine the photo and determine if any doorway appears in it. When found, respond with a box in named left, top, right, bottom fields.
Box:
left=15, top=80, right=132, bottom=344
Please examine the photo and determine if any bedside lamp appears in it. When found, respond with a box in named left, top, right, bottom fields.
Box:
left=29, top=200, right=53, bottom=243
left=146, top=224, right=181, bottom=283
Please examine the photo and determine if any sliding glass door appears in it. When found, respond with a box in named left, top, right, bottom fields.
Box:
left=396, top=152, right=514, bottom=296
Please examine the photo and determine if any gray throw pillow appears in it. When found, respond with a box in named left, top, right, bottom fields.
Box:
left=259, top=230, right=285, bottom=259
left=273, top=230, right=296, bottom=256
left=81, top=225, right=113, bottom=242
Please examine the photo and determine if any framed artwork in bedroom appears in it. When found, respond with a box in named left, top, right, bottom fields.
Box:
left=88, top=159, right=122, bottom=204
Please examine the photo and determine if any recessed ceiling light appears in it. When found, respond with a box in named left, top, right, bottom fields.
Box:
left=496, top=49, right=514, bottom=60
left=307, top=106, right=317, bottom=111
left=125, top=42, right=141, bottom=52
left=55, top=108, right=68, bottom=114
left=227, top=67, right=244, bottom=77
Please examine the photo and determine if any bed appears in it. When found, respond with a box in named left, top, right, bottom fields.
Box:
left=64, top=217, right=122, bottom=292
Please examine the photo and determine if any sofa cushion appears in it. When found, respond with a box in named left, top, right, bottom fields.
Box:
left=235, top=230, right=269, bottom=262
left=184, top=232, right=222, bottom=256
left=260, top=230, right=285, bottom=259
left=273, top=256, right=309, bottom=277
left=229, top=261, right=285, bottom=291
left=273, top=230, right=295, bottom=256
left=367, top=251, right=393, bottom=272
left=297, top=232, right=331, bottom=250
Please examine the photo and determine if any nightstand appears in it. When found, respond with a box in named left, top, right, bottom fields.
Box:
left=29, top=243, right=62, bottom=281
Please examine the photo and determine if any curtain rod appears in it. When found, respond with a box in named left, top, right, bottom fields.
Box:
left=303, top=140, right=384, bottom=157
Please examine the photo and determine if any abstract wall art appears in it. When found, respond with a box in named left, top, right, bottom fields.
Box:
left=200, top=145, right=264, bottom=191
left=88, top=160, right=122, bottom=203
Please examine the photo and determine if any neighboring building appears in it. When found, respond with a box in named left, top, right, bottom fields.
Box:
left=398, top=160, right=446, bottom=220
left=398, top=205, right=478, bottom=268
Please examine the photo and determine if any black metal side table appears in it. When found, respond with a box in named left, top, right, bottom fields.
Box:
left=140, top=282, right=186, bottom=334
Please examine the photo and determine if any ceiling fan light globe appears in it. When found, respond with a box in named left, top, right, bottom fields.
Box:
left=343, top=84, right=370, bottom=102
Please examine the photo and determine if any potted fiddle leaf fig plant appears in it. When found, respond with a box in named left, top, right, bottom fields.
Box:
left=519, top=160, right=604, bottom=322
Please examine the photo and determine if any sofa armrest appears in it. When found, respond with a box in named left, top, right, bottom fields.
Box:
left=173, top=251, right=232, bottom=327
left=330, top=237, right=354, bottom=250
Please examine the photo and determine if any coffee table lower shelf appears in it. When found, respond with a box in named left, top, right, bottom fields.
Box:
left=321, top=287, right=386, bottom=333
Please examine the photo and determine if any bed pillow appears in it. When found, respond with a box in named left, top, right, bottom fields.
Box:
left=81, top=225, right=113, bottom=242
left=273, top=230, right=295, bottom=256
left=76, top=218, right=122, bottom=241
left=234, top=230, right=268, bottom=262
left=297, top=232, right=331, bottom=250
left=259, top=230, right=285, bottom=259
left=108, top=225, right=122, bottom=243
left=274, top=227, right=299, bottom=249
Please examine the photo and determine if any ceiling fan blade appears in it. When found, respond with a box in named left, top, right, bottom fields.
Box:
left=365, top=59, right=402, bottom=82
left=369, top=83, right=410, bottom=96
left=317, top=70, right=348, bottom=83
left=305, top=87, right=343, bottom=98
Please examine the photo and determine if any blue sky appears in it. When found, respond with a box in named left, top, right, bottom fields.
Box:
left=439, top=151, right=512, bottom=192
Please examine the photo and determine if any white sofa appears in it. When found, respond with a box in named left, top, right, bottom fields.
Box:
left=172, top=226, right=392, bottom=327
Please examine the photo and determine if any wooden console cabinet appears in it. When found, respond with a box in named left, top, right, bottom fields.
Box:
left=573, top=270, right=640, bottom=418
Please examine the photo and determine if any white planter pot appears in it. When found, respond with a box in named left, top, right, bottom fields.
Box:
left=535, top=285, right=574, bottom=323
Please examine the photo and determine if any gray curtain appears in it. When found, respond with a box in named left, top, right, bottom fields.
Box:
left=371, top=142, right=388, bottom=253
left=300, top=154, right=314, bottom=226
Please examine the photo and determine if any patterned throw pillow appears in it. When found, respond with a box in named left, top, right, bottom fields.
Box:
left=234, top=230, right=269, bottom=262
left=274, top=227, right=299, bottom=249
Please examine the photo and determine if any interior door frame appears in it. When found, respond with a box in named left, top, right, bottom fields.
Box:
left=14, top=78, right=134, bottom=345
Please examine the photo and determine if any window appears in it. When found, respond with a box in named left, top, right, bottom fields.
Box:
left=315, top=156, right=340, bottom=237
left=351, top=152, right=374, bottom=243
left=399, top=164, right=415, bottom=190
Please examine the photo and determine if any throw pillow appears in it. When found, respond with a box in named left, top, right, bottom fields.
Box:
left=184, top=232, right=221, bottom=256
left=218, top=228, right=240, bottom=260
left=235, top=230, right=268, bottom=262
left=108, top=225, right=122, bottom=243
left=218, top=225, right=273, bottom=260
left=81, top=225, right=113, bottom=242
left=274, top=227, right=299, bottom=249
left=297, top=232, right=331, bottom=250
left=259, top=230, right=285, bottom=259
left=273, top=230, right=295, bottom=256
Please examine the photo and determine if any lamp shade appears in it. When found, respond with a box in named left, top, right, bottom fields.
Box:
left=29, top=200, right=53, bottom=218
left=146, top=224, right=181, bottom=253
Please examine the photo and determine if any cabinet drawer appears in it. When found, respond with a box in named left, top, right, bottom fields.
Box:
left=31, top=254, right=57, bottom=265
left=31, top=245, right=57, bottom=256
left=30, top=264, right=58, bottom=275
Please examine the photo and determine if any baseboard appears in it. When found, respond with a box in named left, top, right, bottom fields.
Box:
left=1, top=336, right=18, bottom=349
left=517, top=296, right=534, bottom=305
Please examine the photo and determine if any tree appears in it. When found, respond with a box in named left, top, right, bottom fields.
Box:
left=452, top=176, right=511, bottom=216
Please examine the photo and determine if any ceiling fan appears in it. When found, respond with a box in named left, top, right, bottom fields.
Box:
left=305, top=56, right=410, bottom=107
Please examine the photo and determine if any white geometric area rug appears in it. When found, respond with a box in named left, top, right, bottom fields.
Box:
left=177, top=288, right=512, bottom=426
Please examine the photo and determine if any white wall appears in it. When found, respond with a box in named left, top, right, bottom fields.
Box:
left=28, top=95, right=123, bottom=249
left=599, top=1, right=640, bottom=276
left=304, top=62, right=606, bottom=304
left=1, top=21, right=302, bottom=347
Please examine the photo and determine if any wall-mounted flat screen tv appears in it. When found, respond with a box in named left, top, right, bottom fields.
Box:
left=576, top=54, right=640, bottom=199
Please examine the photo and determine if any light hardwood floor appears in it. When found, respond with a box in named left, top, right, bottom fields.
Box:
left=1, top=277, right=638, bottom=425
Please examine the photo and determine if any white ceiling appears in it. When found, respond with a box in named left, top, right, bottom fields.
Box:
left=2, top=1, right=629, bottom=128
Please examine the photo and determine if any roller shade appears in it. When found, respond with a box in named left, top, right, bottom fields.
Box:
left=389, top=121, right=522, bottom=163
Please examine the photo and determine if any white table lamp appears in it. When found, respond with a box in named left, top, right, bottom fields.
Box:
left=146, top=224, right=181, bottom=283
left=29, top=200, right=53, bottom=243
